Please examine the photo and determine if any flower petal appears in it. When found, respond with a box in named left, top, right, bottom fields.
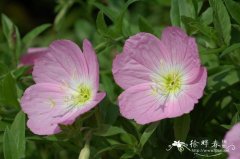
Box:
left=224, top=123, right=240, bottom=159
left=184, top=67, right=207, bottom=99
left=60, top=92, right=106, bottom=125
left=165, top=68, right=207, bottom=118
left=112, top=52, right=152, bottom=89
left=33, top=40, right=88, bottom=85
left=20, top=47, right=48, bottom=66
left=21, top=83, right=69, bottom=135
left=83, top=39, right=99, bottom=90
left=161, top=27, right=200, bottom=67
left=118, top=83, right=167, bottom=124
left=128, top=32, right=170, bottom=72
left=112, top=33, right=170, bottom=89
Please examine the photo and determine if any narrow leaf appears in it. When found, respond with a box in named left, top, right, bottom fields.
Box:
left=173, top=114, right=190, bottom=142
left=220, top=43, right=240, bottom=57
left=23, top=24, right=51, bottom=47
left=224, top=0, right=240, bottom=25
left=170, top=0, right=180, bottom=26
left=138, top=16, right=154, bottom=34
left=3, top=111, right=26, bottom=159
left=96, top=11, right=109, bottom=36
left=209, top=0, right=231, bottom=45
left=140, top=122, right=159, bottom=148
left=0, top=73, right=19, bottom=108
left=11, top=111, right=26, bottom=158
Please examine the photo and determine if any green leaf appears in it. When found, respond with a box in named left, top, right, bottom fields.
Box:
left=170, top=0, right=180, bottom=26
left=94, top=125, right=127, bottom=137
left=221, top=124, right=232, bottom=129
left=207, top=66, right=240, bottom=92
left=124, top=0, right=140, bottom=9
left=224, top=0, right=240, bottom=25
left=114, top=0, right=139, bottom=37
left=3, top=111, right=25, bottom=159
left=14, top=26, right=22, bottom=60
left=181, top=16, right=217, bottom=41
left=209, top=0, right=231, bottom=45
left=120, top=151, right=135, bottom=159
left=54, top=0, right=74, bottom=31
left=3, top=127, right=18, bottom=159
left=101, top=74, right=117, bottom=102
left=173, top=114, right=190, bottom=142
left=23, top=24, right=51, bottom=47
left=138, top=16, right=154, bottom=34
left=200, top=7, right=213, bottom=25
left=1, top=14, right=14, bottom=48
left=0, top=62, right=9, bottom=76
left=220, top=43, right=240, bottom=57
left=93, top=2, right=118, bottom=21
left=99, top=99, right=119, bottom=125
left=10, top=111, right=26, bottom=158
left=178, top=0, right=196, bottom=19
left=1, top=14, right=22, bottom=66
left=140, top=122, right=159, bottom=148
left=0, top=73, right=19, bottom=108
left=96, top=11, right=109, bottom=37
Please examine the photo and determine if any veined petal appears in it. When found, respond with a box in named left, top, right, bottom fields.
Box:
left=33, top=40, right=88, bottom=85
left=118, top=83, right=167, bottom=124
left=161, top=27, right=200, bottom=68
left=183, top=67, right=207, bottom=99
left=60, top=92, right=106, bottom=125
left=112, top=53, right=152, bottom=89
left=21, top=83, right=69, bottom=135
left=27, top=114, right=61, bottom=135
left=83, top=39, right=99, bottom=90
left=128, top=33, right=170, bottom=72
left=112, top=33, right=170, bottom=89
left=20, top=47, right=48, bottom=66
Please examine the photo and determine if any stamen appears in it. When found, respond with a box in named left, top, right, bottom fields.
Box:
left=70, top=84, right=92, bottom=106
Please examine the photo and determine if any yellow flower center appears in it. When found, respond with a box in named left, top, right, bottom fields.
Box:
left=151, top=71, right=182, bottom=96
left=164, top=72, right=181, bottom=93
left=70, top=84, right=92, bottom=106
left=65, top=84, right=93, bottom=106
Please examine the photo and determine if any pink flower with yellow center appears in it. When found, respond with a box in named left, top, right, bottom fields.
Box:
left=224, top=123, right=240, bottom=159
left=112, top=27, right=207, bottom=124
left=21, top=40, right=106, bottom=135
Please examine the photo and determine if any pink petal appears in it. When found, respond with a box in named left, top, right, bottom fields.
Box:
left=33, top=40, right=89, bottom=85
left=118, top=83, right=167, bottom=124
left=224, top=123, right=240, bottom=159
left=83, top=39, right=99, bottom=90
left=112, top=53, right=152, bottom=89
left=21, top=83, right=69, bottom=135
left=112, top=33, right=170, bottom=89
left=184, top=67, right=207, bottom=99
left=128, top=33, right=170, bottom=72
left=20, top=47, right=48, bottom=66
left=60, top=92, right=106, bottom=125
left=165, top=67, right=207, bottom=118
left=27, top=114, right=61, bottom=135
left=161, top=27, right=200, bottom=67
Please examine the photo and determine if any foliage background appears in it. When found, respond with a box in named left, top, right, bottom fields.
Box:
left=0, top=0, right=240, bottom=158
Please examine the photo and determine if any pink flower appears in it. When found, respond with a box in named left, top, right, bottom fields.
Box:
left=21, top=40, right=106, bottom=135
left=112, top=27, right=207, bottom=124
left=20, top=47, right=48, bottom=66
left=224, top=123, right=240, bottom=159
